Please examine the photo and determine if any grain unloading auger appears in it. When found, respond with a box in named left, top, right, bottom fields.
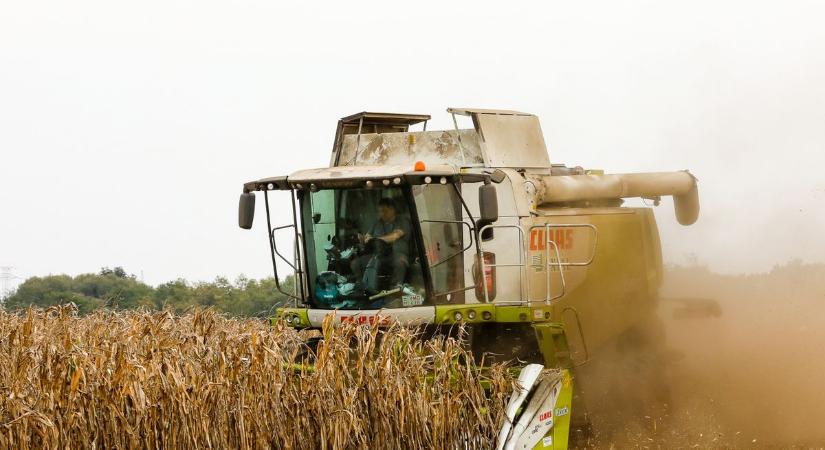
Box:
left=238, top=108, right=699, bottom=449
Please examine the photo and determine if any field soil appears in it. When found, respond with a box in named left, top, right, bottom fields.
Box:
left=587, top=263, right=825, bottom=449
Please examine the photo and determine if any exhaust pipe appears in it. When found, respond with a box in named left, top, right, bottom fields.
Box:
left=530, top=171, right=699, bottom=225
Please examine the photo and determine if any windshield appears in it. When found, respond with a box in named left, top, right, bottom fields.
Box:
left=301, top=187, right=427, bottom=309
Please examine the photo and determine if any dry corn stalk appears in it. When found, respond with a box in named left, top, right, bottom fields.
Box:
left=0, top=306, right=513, bottom=450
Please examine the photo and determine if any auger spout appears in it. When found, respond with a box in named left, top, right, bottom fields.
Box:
left=529, top=170, right=700, bottom=225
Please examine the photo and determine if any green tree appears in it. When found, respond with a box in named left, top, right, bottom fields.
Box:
left=5, top=275, right=103, bottom=314
left=153, top=279, right=193, bottom=312
left=4, top=268, right=296, bottom=317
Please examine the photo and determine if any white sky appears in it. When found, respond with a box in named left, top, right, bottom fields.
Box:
left=1, top=0, right=823, bottom=286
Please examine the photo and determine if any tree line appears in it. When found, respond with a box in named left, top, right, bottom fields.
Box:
left=2, top=267, right=296, bottom=317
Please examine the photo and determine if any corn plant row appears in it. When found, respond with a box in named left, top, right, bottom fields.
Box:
left=0, top=306, right=513, bottom=450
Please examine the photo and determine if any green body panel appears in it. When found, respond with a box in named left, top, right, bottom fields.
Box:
left=532, top=322, right=574, bottom=369
left=548, top=370, right=573, bottom=450
left=275, top=304, right=555, bottom=327
left=525, top=208, right=662, bottom=358
left=435, top=304, right=553, bottom=325
left=272, top=308, right=309, bottom=328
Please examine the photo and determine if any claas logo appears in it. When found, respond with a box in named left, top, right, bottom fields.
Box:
left=529, top=228, right=574, bottom=251
left=538, top=410, right=553, bottom=422
left=340, top=315, right=392, bottom=326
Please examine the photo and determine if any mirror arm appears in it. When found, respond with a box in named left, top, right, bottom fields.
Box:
left=451, top=182, right=485, bottom=275
left=290, top=190, right=306, bottom=302
left=451, top=182, right=477, bottom=233
left=264, top=190, right=301, bottom=302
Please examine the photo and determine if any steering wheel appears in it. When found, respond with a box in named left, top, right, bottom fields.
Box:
left=366, top=237, right=393, bottom=256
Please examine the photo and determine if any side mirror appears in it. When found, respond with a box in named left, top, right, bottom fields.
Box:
left=238, top=192, right=255, bottom=229
left=478, top=182, right=498, bottom=240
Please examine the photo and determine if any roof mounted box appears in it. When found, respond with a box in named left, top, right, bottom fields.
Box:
left=331, top=108, right=551, bottom=169
left=330, top=112, right=430, bottom=166
left=448, top=108, right=550, bottom=168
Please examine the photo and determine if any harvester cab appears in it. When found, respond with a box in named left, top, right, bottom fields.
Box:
left=238, top=108, right=699, bottom=449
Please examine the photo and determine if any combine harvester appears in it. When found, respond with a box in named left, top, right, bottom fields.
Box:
left=238, top=108, right=699, bottom=449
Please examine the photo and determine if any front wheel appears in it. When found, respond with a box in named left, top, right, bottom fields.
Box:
left=572, top=314, right=673, bottom=447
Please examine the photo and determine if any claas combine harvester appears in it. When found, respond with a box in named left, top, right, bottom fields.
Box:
left=238, top=108, right=699, bottom=449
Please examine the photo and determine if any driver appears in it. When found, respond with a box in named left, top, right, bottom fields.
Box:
left=351, top=197, right=411, bottom=288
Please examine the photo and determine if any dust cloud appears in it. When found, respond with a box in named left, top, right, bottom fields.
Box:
left=580, top=262, right=825, bottom=449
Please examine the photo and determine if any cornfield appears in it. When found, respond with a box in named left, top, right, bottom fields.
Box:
left=0, top=306, right=514, bottom=449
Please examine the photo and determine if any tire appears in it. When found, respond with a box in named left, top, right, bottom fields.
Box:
left=571, top=314, right=673, bottom=446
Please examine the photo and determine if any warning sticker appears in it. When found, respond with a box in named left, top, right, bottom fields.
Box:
left=402, top=294, right=424, bottom=307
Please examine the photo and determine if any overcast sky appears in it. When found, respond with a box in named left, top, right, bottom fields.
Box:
left=1, top=0, right=823, bottom=286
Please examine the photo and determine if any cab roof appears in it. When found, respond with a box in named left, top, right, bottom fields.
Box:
left=242, top=164, right=503, bottom=192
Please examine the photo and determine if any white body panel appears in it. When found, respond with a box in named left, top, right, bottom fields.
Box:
left=306, top=307, right=435, bottom=327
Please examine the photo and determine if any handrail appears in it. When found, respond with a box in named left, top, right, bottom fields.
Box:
left=294, top=232, right=303, bottom=307
left=445, top=221, right=599, bottom=306
left=421, top=219, right=478, bottom=300
left=263, top=190, right=300, bottom=302
left=419, top=219, right=475, bottom=270
left=478, top=224, right=529, bottom=305
left=539, top=223, right=599, bottom=303
left=270, top=224, right=298, bottom=271
left=545, top=240, right=566, bottom=304
left=562, top=306, right=590, bottom=366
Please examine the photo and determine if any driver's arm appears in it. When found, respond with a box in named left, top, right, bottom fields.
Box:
left=379, top=217, right=410, bottom=243
left=377, top=228, right=405, bottom=243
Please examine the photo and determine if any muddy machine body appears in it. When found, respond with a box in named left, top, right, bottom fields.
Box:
left=238, top=108, right=699, bottom=449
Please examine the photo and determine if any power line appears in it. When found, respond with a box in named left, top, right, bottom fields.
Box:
left=0, top=266, right=22, bottom=303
